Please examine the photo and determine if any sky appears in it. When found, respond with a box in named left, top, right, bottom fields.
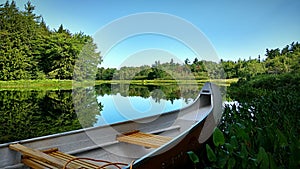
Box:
left=3, top=0, right=300, bottom=68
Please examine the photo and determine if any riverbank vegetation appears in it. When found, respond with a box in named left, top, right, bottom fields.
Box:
left=0, top=78, right=237, bottom=90
left=201, top=75, right=300, bottom=167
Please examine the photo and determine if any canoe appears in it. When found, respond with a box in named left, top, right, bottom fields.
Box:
left=0, top=82, right=222, bottom=169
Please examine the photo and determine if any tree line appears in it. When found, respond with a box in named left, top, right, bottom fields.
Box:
left=1, top=1, right=299, bottom=81
left=220, top=42, right=300, bottom=79
left=96, top=42, right=299, bottom=80
left=0, top=1, right=101, bottom=81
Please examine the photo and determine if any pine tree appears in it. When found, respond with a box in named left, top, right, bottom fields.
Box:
left=0, top=1, right=101, bottom=80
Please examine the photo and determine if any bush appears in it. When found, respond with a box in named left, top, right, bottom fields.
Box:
left=202, top=72, right=300, bottom=168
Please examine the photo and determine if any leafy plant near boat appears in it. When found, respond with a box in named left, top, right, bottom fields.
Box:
left=202, top=73, right=300, bottom=168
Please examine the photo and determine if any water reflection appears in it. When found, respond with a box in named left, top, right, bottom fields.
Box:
left=0, top=90, right=81, bottom=144
left=95, top=93, right=195, bottom=126
left=92, top=83, right=201, bottom=125
left=73, top=87, right=102, bottom=128
left=0, top=83, right=202, bottom=144
left=95, top=83, right=201, bottom=104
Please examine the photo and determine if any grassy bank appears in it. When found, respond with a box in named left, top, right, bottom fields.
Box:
left=0, top=78, right=238, bottom=90
left=0, top=80, right=93, bottom=90
left=0, top=79, right=95, bottom=90
left=0, top=80, right=72, bottom=90
left=99, top=79, right=237, bottom=86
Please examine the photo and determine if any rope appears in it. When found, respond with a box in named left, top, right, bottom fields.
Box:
left=98, top=162, right=129, bottom=169
left=129, top=160, right=135, bottom=169
left=62, top=157, right=128, bottom=169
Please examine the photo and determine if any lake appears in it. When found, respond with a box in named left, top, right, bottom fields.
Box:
left=0, top=83, right=203, bottom=144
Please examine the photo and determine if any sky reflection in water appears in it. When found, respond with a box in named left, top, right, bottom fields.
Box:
left=95, top=93, right=194, bottom=126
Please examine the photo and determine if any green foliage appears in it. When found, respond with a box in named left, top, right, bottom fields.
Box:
left=96, top=59, right=211, bottom=81
left=1, top=1, right=299, bottom=83
left=202, top=72, right=300, bottom=168
left=0, top=90, right=86, bottom=143
left=95, top=41, right=299, bottom=82
left=0, top=1, right=39, bottom=80
left=0, top=1, right=101, bottom=81
left=228, top=73, right=300, bottom=102
left=187, top=151, right=200, bottom=164
left=213, top=128, right=225, bottom=147
left=72, top=87, right=102, bottom=128
left=220, top=42, right=300, bottom=79
left=1, top=1, right=299, bottom=167
left=1, top=0, right=297, bottom=83
left=73, top=34, right=101, bottom=81
left=206, top=144, right=217, bottom=162
left=0, top=79, right=76, bottom=90
left=95, top=83, right=202, bottom=104
left=256, top=147, right=268, bottom=169
left=96, top=67, right=117, bottom=80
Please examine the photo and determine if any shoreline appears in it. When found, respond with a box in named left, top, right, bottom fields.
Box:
left=0, top=78, right=238, bottom=90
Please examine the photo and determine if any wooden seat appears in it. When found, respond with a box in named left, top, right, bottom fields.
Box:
left=116, top=130, right=173, bottom=148
left=9, top=144, right=102, bottom=169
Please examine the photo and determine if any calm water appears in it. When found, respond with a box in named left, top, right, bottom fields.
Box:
left=95, top=94, right=194, bottom=126
left=0, top=83, right=202, bottom=143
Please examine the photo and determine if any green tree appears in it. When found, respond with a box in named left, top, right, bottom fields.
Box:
left=265, top=48, right=280, bottom=60
left=221, top=60, right=237, bottom=78
left=73, top=33, right=102, bottom=81
left=42, top=32, right=74, bottom=79
left=0, top=1, right=100, bottom=81
left=0, top=1, right=40, bottom=80
left=184, top=58, right=190, bottom=65
left=96, top=67, right=117, bottom=80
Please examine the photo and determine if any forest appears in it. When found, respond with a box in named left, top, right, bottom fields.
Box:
left=0, top=1, right=101, bottom=81
left=1, top=1, right=299, bottom=82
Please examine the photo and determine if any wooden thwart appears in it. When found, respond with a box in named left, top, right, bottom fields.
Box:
left=117, top=130, right=173, bottom=148
left=9, top=144, right=100, bottom=169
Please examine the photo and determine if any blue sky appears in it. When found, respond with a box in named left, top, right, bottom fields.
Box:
left=4, top=0, right=300, bottom=68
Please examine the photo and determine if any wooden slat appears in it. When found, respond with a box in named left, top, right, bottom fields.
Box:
left=42, top=147, right=59, bottom=154
left=10, top=143, right=103, bottom=169
left=117, top=131, right=172, bottom=148
left=50, top=152, right=99, bottom=169
left=21, top=151, right=100, bottom=169
left=22, top=158, right=59, bottom=169
left=9, top=144, right=79, bottom=169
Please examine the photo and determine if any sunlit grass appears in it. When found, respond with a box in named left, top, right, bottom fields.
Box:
left=96, top=78, right=238, bottom=86
left=0, top=80, right=71, bottom=90
left=0, top=78, right=238, bottom=90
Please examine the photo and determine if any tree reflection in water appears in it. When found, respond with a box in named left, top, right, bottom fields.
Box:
left=0, top=90, right=81, bottom=144
left=0, top=83, right=207, bottom=144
